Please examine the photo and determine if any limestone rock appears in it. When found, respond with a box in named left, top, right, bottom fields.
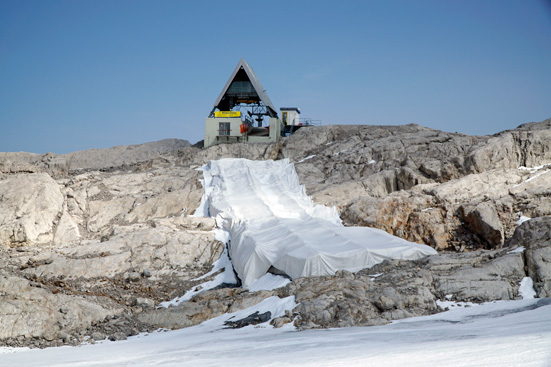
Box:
left=270, top=316, right=294, bottom=328
left=507, top=216, right=551, bottom=297
left=279, top=263, right=437, bottom=329
left=138, top=289, right=275, bottom=329
left=428, top=250, right=525, bottom=301
left=510, top=169, right=551, bottom=219
left=60, top=166, right=203, bottom=240
left=0, top=273, right=115, bottom=341
left=132, top=297, right=156, bottom=311
left=463, top=202, right=504, bottom=248
left=20, top=220, right=222, bottom=280
left=283, top=124, right=484, bottom=192
left=0, top=173, right=64, bottom=247
left=281, top=121, right=551, bottom=252
left=341, top=190, right=453, bottom=249
left=429, top=169, right=522, bottom=204
left=64, top=139, right=191, bottom=172
left=0, top=139, right=191, bottom=177
left=278, top=245, right=530, bottom=330
left=0, top=152, right=41, bottom=174
left=1, top=120, right=550, bottom=346
left=53, top=210, right=81, bottom=245
left=465, top=119, right=551, bottom=173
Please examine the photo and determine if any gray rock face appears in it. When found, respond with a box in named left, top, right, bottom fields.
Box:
left=508, top=216, right=551, bottom=297
left=132, top=297, right=156, bottom=311
left=269, top=245, right=530, bottom=329
left=466, top=120, right=551, bottom=173
left=0, top=272, right=114, bottom=342
left=428, top=250, right=525, bottom=301
left=0, top=139, right=192, bottom=176
left=138, top=289, right=275, bottom=330
left=278, top=265, right=437, bottom=329
left=0, top=173, right=64, bottom=247
left=0, top=140, right=224, bottom=347
left=283, top=124, right=484, bottom=194
left=64, top=139, right=191, bottom=172
left=0, top=118, right=550, bottom=346
left=284, top=121, right=551, bottom=251
left=136, top=241, right=537, bottom=331
left=18, top=217, right=222, bottom=281
left=463, top=202, right=504, bottom=248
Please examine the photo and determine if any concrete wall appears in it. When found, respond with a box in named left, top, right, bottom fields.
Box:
left=204, top=117, right=282, bottom=149
left=204, top=117, right=243, bottom=148
left=269, top=117, right=282, bottom=139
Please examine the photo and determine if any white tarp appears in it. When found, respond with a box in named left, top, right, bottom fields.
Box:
left=198, top=158, right=437, bottom=287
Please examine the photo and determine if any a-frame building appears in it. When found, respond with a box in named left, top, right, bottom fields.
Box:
left=209, top=59, right=278, bottom=119
left=204, top=59, right=282, bottom=148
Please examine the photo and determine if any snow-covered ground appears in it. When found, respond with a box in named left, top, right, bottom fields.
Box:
left=2, top=297, right=550, bottom=367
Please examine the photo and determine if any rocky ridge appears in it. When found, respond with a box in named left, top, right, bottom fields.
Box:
left=0, top=119, right=550, bottom=347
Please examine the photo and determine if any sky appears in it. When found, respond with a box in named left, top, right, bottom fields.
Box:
left=0, top=0, right=550, bottom=154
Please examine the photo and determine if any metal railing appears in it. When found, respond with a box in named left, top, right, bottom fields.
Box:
left=292, top=117, right=321, bottom=126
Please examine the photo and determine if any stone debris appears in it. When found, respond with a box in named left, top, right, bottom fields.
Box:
left=224, top=311, right=272, bottom=329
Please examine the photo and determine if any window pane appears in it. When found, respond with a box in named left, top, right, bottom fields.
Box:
left=219, top=122, right=230, bottom=136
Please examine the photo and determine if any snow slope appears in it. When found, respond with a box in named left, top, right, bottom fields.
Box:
left=2, top=298, right=550, bottom=367
left=198, top=158, right=437, bottom=286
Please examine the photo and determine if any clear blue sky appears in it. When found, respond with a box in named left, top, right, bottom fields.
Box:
left=1, top=0, right=550, bottom=154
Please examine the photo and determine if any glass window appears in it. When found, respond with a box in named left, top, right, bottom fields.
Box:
left=219, top=122, right=230, bottom=136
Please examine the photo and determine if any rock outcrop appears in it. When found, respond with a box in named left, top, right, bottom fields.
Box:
left=281, top=265, right=437, bottom=329
left=281, top=121, right=551, bottom=251
left=138, top=288, right=275, bottom=330
left=0, top=173, right=64, bottom=247
left=427, top=249, right=525, bottom=301
left=0, top=118, right=550, bottom=347
left=508, top=216, right=551, bottom=297
left=137, top=243, right=536, bottom=331
left=0, top=273, right=114, bottom=345
left=0, top=139, right=192, bottom=177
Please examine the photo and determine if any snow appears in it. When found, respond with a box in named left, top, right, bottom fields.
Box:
left=158, top=229, right=237, bottom=308
left=526, top=169, right=550, bottom=183
left=247, top=273, right=291, bottom=292
left=508, top=246, right=525, bottom=254
left=334, top=148, right=350, bottom=156
left=517, top=215, right=531, bottom=225
left=519, top=277, right=537, bottom=299
left=158, top=248, right=236, bottom=307
left=297, top=155, right=316, bottom=163
left=519, top=164, right=548, bottom=173
left=516, top=211, right=530, bottom=226
left=200, top=158, right=436, bottom=286
left=515, top=164, right=550, bottom=187
left=2, top=298, right=550, bottom=367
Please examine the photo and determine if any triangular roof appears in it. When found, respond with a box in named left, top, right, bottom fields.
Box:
left=211, top=59, right=278, bottom=118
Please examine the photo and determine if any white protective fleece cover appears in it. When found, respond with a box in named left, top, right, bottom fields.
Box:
left=198, top=158, right=437, bottom=287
